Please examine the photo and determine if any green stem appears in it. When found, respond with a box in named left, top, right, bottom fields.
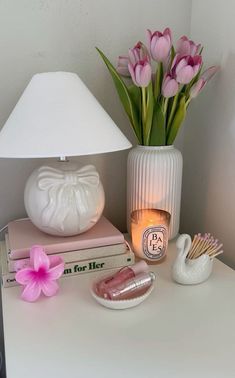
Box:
left=163, top=98, right=169, bottom=116
left=154, top=62, right=163, bottom=100
left=167, top=92, right=179, bottom=133
left=141, top=87, right=147, bottom=143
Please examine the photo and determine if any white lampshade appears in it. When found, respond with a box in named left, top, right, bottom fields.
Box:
left=0, top=72, right=131, bottom=158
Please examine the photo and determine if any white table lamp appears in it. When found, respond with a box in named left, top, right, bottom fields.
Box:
left=0, top=72, right=132, bottom=236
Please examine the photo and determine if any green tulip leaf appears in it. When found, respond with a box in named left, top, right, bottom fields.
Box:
left=166, top=95, right=186, bottom=145
left=128, top=85, right=141, bottom=110
left=96, top=47, right=142, bottom=143
left=149, top=102, right=165, bottom=146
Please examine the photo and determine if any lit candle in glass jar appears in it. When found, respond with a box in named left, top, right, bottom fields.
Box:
left=131, top=209, right=171, bottom=262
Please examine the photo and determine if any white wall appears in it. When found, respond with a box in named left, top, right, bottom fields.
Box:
left=0, top=0, right=192, bottom=233
left=181, top=0, right=235, bottom=268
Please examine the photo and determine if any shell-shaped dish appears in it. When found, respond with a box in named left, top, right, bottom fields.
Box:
left=90, top=284, right=154, bottom=310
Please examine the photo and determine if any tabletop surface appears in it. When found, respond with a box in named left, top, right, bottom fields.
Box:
left=1, top=238, right=235, bottom=378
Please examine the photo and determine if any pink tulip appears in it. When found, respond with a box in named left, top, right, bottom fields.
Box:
left=189, top=65, right=219, bottom=98
left=128, top=58, right=152, bottom=87
left=129, top=41, right=150, bottom=65
left=146, top=27, right=172, bottom=62
left=117, top=56, right=130, bottom=77
left=162, top=73, right=179, bottom=98
left=176, top=35, right=201, bottom=56
left=15, top=245, right=64, bottom=302
left=172, top=54, right=202, bottom=84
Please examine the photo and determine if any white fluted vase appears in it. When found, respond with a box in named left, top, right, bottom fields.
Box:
left=127, top=145, right=183, bottom=240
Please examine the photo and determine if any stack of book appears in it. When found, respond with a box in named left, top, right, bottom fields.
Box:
left=0, top=216, right=134, bottom=288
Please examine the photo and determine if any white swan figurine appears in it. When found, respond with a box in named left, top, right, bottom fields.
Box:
left=172, top=234, right=213, bottom=285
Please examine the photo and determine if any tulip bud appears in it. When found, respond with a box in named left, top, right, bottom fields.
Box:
left=128, top=58, right=152, bottom=87
left=129, top=41, right=150, bottom=65
left=176, top=35, right=201, bottom=57
left=146, top=28, right=172, bottom=62
left=189, top=66, right=219, bottom=98
left=117, top=56, right=130, bottom=77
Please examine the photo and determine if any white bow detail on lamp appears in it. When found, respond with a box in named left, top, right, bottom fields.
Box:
left=25, top=165, right=104, bottom=236
left=0, top=72, right=132, bottom=236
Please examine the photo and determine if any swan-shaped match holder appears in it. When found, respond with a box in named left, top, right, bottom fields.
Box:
left=172, top=233, right=223, bottom=285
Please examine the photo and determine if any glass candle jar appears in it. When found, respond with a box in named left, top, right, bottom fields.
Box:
left=131, top=209, right=171, bottom=262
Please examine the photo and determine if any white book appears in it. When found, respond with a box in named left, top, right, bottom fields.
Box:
left=0, top=242, right=135, bottom=288
left=5, top=233, right=127, bottom=273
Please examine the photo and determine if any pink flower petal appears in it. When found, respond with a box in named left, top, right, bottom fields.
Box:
left=193, top=55, right=202, bottom=66
left=31, top=245, right=50, bottom=271
left=128, top=62, right=137, bottom=86
left=176, top=38, right=190, bottom=56
left=193, top=64, right=201, bottom=76
left=155, top=37, right=171, bottom=61
left=163, top=27, right=171, bottom=37
left=201, top=66, right=219, bottom=81
left=150, top=35, right=158, bottom=59
left=48, top=261, right=64, bottom=280
left=190, top=42, right=197, bottom=56
left=140, top=63, right=152, bottom=87
left=189, top=78, right=205, bottom=98
left=135, top=64, right=142, bottom=86
left=128, top=48, right=137, bottom=65
left=21, top=281, right=41, bottom=302
left=117, top=56, right=130, bottom=77
left=162, top=78, right=179, bottom=97
left=117, top=66, right=130, bottom=77
left=41, top=280, right=59, bottom=297
left=15, top=268, right=35, bottom=285
left=118, top=55, right=128, bottom=64
left=175, top=57, right=187, bottom=75
left=177, top=66, right=194, bottom=84
left=171, top=53, right=181, bottom=70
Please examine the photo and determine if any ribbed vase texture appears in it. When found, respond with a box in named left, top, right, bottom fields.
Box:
left=127, top=145, right=183, bottom=240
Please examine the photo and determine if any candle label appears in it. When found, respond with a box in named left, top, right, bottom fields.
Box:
left=142, top=226, right=167, bottom=260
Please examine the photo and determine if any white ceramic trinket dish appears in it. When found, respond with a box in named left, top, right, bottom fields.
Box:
left=91, top=284, right=154, bottom=310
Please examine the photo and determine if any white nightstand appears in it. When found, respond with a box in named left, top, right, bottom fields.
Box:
left=1, top=238, right=235, bottom=378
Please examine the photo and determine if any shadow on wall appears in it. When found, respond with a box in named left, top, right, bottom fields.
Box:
left=180, top=53, right=235, bottom=269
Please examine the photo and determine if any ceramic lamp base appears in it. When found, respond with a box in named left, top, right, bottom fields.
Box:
left=24, top=163, right=105, bottom=236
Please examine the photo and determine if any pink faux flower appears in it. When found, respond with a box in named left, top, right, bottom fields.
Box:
left=172, top=54, right=202, bottom=84
left=162, top=73, right=179, bottom=98
left=146, top=28, right=172, bottom=62
left=176, top=35, right=201, bottom=57
left=128, top=58, right=152, bottom=87
left=15, top=245, right=64, bottom=302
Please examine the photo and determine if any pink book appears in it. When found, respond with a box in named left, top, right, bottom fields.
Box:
left=7, top=216, right=124, bottom=259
